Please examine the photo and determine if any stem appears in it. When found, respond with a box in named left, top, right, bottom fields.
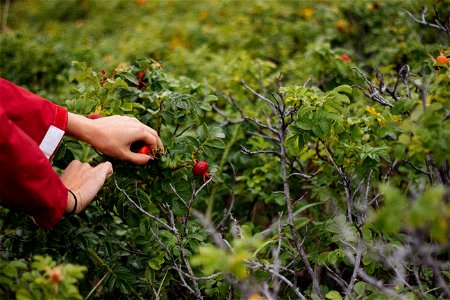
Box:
left=279, top=129, right=324, bottom=300
left=1, top=0, right=10, bottom=32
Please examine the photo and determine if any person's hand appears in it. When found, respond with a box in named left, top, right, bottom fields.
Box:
left=60, top=160, right=113, bottom=214
left=66, top=113, right=164, bottom=165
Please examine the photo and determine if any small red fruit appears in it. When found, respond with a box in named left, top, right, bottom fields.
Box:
left=87, top=113, right=102, bottom=119
left=48, top=267, right=62, bottom=284
left=435, top=55, right=449, bottom=65
left=137, top=145, right=150, bottom=155
left=193, top=160, right=209, bottom=176
left=341, top=54, right=351, bottom=62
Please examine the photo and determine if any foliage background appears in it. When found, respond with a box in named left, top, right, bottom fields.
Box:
left=0, top=0, right=448, bottom=299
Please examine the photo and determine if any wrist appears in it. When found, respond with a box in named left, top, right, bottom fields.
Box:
left=66, top=113, right=97, bottom=145
left=65, top=189, right=78, bottom=215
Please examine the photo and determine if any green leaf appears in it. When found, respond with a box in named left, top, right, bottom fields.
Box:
left=122, top=73, right=139, bottom=85
left=2, top=264, right=18, bottom=278
left=206, top=138, right=225, bottom=149
left=354, top=282, right=367, bottom=295
left=209, top=126, right=225, bottom=139
left=197, top=123, right=208, bottom=139
left=333, top=84, right=353, bottom=94
left=148, top=254, right=165, bottom=270
left=285, top=133, right=305, bottom=155
left=325, top=290, right=343, bottom=300
left=120, top=102, right=134, bottom=112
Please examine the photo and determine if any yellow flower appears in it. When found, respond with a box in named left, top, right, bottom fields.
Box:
left=199, top=10, right=208, bottom=21
left=299, top=7, right=314, bottom=20
left=365, top=106, right=379, bottom=116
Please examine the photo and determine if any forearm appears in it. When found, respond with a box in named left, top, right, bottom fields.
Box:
left=66, top=112, right=97, bottom=145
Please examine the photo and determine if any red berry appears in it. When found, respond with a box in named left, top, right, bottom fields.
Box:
left=87, top=113, right=102, bottom=119
left=341, top=54, right=351, bottom=62
left=193, top=160, right=209, bottom=176
left=137, top=145, right=150, bottom=155
left=436, top=55, right=449, bottom=65
left=48, top=268, right=62, bottom=284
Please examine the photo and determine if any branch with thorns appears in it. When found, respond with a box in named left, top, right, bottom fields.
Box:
left=404, top=6, right=450, bottom=36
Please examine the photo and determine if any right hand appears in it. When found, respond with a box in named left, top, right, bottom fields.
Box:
left=66, top=113, right=164, bottom=165
left=60, top=160, right=113, bottom=214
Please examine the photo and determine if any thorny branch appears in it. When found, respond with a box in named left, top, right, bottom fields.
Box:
left=320, top=139, right=353, bottom=223
left=217, top=163, right=237, bottom=231
left=115, top=180, right=202, bottom=298
left=352, top=68, right=394, bottom=107
left=114, top=179, right=173, bottom=232
left=237, top=79, right=325, bottom=299
left=240, top=145, right=281, bottom=157
left=247, top=261, right=306, bottom=300
left=404, top=6, right=450, bottom=36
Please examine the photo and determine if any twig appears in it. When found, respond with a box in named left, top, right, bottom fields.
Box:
left=352, top=68, right=393, bottom=107
left=193, top=210, right=231, bottom=251
left=357, top=269, right=406, bottom=300
left=249, top=131, right=280, bottom=142
left=320, top=139, right=352, bottom=223
left=217, top=163, right=237, bottom=230
left=404, top=6, right=450, bottom=36
left=247, top=261, right=306, bottom=300
left=224, top=93, right=278, bottom=134
left=288, top=172, right=316, bottom=179
left=85, top=271, right=110, bottom=300
left=241, top=79, right=278, bottom=114
left=240, top=145, right=281, bottom=157
left=272, top=213, right=283, bottom=297
left=114, top=179, right=173, bottom=232
left=345, top=227, right=364, bottom=299
left=166, top=203, right=203, bottom=299
left=1, top=0, right=10, bottom=32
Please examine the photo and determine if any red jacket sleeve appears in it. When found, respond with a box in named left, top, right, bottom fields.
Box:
left=0, top=78, right=68, bottom=229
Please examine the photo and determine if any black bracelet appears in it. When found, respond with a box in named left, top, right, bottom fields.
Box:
left=67, top=189, right=78, bottom=216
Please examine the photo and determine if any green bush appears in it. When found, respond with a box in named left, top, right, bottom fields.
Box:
left=1, top=0, right=448, bottom=299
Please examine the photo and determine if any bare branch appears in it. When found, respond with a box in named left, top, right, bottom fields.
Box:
left=240, top=145, right=281, bottom=157
left=241, top=79, right=278, bottom=114
left=357, top=269, right=407, bottom=300
left=404, top=7, right=450, bottom=36
left=217, top=163, right=237, bottom=230
left=320, top=139, right=352, bottom=223
left=248, top=131, right=280, bottom=142
left=192, top=210, right=232, bottom=251
left=345, top=227, right=364, bottom=299
left=223, top=92, right=278, bottom=134
left=114, top=179, right=174, bottom=232
left=247, top=261, right=306, bottom=300
left=211, top=103, right=245, bottom=125
left=288, top=171, right=317, bottom=180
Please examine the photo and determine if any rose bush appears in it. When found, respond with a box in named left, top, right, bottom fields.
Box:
left=0, top=0, right=448, bottom=299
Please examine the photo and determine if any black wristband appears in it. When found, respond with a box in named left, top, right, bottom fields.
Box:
left=66, top=189, right=78, bottom=216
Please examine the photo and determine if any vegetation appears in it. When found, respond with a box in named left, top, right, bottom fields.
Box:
left=0, top=0, right=448, bottom=299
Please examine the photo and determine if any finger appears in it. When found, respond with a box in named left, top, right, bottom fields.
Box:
left=141, top=128, right=164, bottom=153
left=96, top=161, right=114, bottom=178
left=146, top=127, right=165, bottom=153
left=66, top=159, right=82, bottom=170
left=126, top=152, right=153, bottom=165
